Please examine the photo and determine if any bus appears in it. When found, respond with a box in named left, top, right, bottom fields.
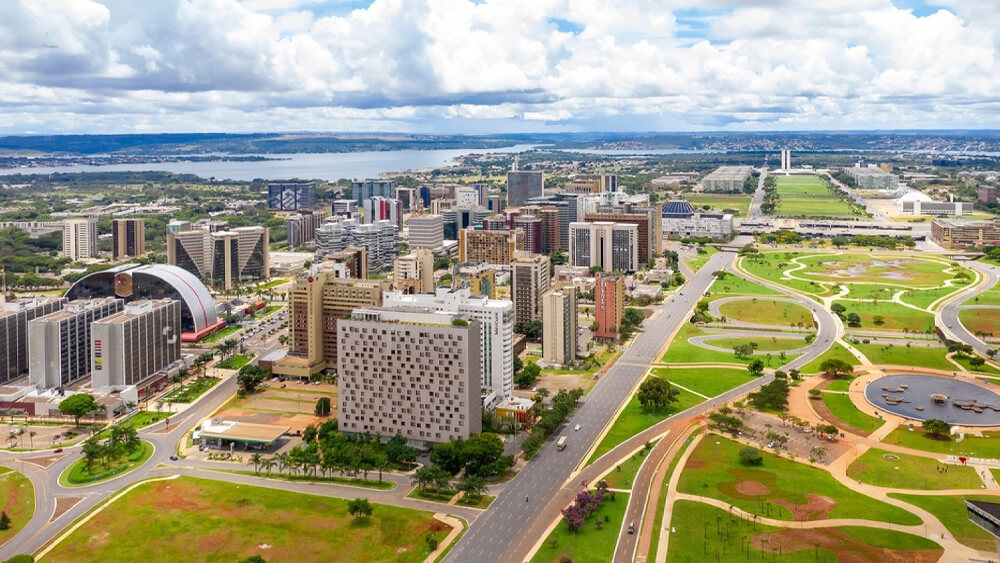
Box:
left=556, top=436, right=567, bottom=451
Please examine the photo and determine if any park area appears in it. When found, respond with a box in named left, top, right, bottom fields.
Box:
left=43, top=476, right=451, bottom=563
left=532, top=489, right=630, bottom=563
left=216, top=381, right=338, bottom=434
left=795, top=253, right=955, bottom=288
left=773, top=175, right=860, bottom=219
left=716, top=298, right=814, bottom=328
left=0, top=467, right=33, bottom=544
left=682, top=193, right=750, bottom=216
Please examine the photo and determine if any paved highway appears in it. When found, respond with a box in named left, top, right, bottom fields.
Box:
left=939, top=259, right=1000, bottom=355
left=748, top=167, right=767, bottom=220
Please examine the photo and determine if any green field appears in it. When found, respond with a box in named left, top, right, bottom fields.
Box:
left=959, top=308, right=1000, bottom=337
left=215, top=354, right=253, bottom=370
left=968, top=285, right=1000, bottom=307
left=707, top=273, right=780, bottom=300
left=825, top=377, right=855, bottom=392
left=162, top=376, right=220, bottom=403
left=45, top=476, right=448, bottom=563
left=0, top=467, right=34, bottom=545
left=61, top=441, right=154, bottom=487
left=683, top=193, right=751, bottom=216
left=202, top=324, right=242, bottom=343
left=795, top=254, right=952, bottom=288
left=532, top=492, right=629, bottom=563
left=662, top=324, right=798, bottom=368
left=820, top=392, right=884, bottom=434
left=852, top=342, right=954, bottom=370
left=739, top=252, right=833, bottom=296
left=677, top=435, right=920, bottom=524
left=773, top=175, right=859, bottom=218
left=899, top=284, right=969, bottom=309
left=684, top=246, right=718, bottom=273
left=652, top=366, right=755, bottom=398
left=707, top=336, right=808, bottom=353
left=800, top=342, right=858, bottom=374
left=665, top=500, right=939, bottom=563
left=888, top=493, right=1000, bottom=551
left=881, top=427, right=1000, bottom=459
left=717, top=299, right=814, bottom=327
left=846, top=448, right=983, bottom=490
left=832, top=299, right=936, bottom=333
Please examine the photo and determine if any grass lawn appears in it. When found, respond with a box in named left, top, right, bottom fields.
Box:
left=161, top=376, right=221, bottom=403
left=662, top=324, right=797, bottom=368
left=959, top=308, right=1000, bottom=337
left=44, top=476, right=448, bottom=563
left=407, top=487, right=457, bottom=503
left=0, top=467, right=33, bottom=545
left=832, top=299, right=936, bottom=333
left=602, top=441, right=658, bottom=490
left=852, top=342, right=954, bottom=371
left=717, top=299, right=814, bottom=327
left=60, top=441, right=154, bottom=487
left=968, top=285, right=1000, bottom=307
left=683, top=193, right=751, bottom=216
left=846, top=448, right=983, bottom=490
left=899, top=283, right=969, bottom=309
left=215, top=354, right=253, bottom=370
left=220, top=468, right=396, bottom=490
left=773, top=175, right=858, bottom=218
left=588, top=383, right=703, bottom=464
left=889, top=493, right=1000, bottom=551
left=952, top=354, right=1000, bottom=375
left=795, top=253, right=952, bottom=288
left=532, top=492, right=629, bottom=563
left=881, top=427, right=1000, bottom=459
left=457, top=493, right=495, bottom=509
left=707, top=273, right=780, bottom=300
left=258, top=304, right=283, bottom=317
left=201, top=324, right=242, bottom=344
left=648, top=431, right=700, bottom=563
left=665, top=500, right=939, bottom=563
left=707, top=336, right=808, bottom=353
left=677, top=434, right=920, bottom=524
left=825, top=377, right=854, bottom=392
left=98, top=411, right=170, bottom=439
left=684, top=246, right=718, bottom=273
left=820, top=392, right=884, bottom=434
left=652, top=366, right=754, bottom=398
left=799, top=342, right=859, bottom=374
left=739, top=252, right=832, bottom=296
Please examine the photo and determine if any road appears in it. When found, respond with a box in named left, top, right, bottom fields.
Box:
left=939, top=259, right=1000, bottom=355
left=748, top=167, right=767, bottom=220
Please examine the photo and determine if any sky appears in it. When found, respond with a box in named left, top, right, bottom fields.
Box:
left=2, top=0, right=1000, bottom=135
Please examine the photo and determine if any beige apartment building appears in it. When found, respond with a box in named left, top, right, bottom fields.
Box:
left=393, top=248, right=435, bottom=294
left=511, top=253, right=551, bottom=327
left=542, top=286, right=577, bottom=367
left=458, top=229, right=520, bottom=266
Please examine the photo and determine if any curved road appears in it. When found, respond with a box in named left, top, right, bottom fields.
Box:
left=939, top=260, right=1000, bottom=355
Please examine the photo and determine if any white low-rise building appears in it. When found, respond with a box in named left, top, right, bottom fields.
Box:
left=661, top=200, right=734, bottom=240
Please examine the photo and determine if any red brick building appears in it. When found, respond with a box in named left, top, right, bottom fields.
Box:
left=594, top=274, right=624, bottom=340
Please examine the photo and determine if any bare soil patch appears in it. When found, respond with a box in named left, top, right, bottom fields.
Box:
left=773, top=493, right=837, bottom=521
left=735, top=480, right=770, bottom=496
left=751, top=528, right=941, bottom=563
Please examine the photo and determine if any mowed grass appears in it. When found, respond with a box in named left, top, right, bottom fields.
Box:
left=707, top=273, right=780, bottom=300
left=603, top=441, right=658, bottom=490
left=795, top=253, right=952, bottom=288
left=852, top=342, right=954, bottom=371
left=773, top=175, right=857, bottom=218
left=847, top=448, right=983, bottom=490
left=215, top=354, right=253, bottom=370
left=662, top=324, right=797, bottom=368
left=888, top=493, right=1000, bottom=551
left=717, top=299, right=814, bottom=327
left=820, top=392, right=884, bottom=434
left=706, top=336, right=808, bottom=353
left=532, top=492, right=630, bottom=563
left=44, top=476, right=450, bottom=563
left=899, top=283, right=969, bottom=309
left=683, top=193, right=751, bottom=216
left=588, top=379, right=703, bottom=463
left=959, top=308, right=1000, bottom=337
left=61, top=441, right=154, bottom=487
left=833, top=299, right=936, bottom=333
left=665, top=500, right=939, bottom=563
left=0, top=467, right=33, bottom=544
left=881, top=427, right=1000, bottom=459
left=800, top=342, right=859, bottom=374
left=739, top=253, right=833, bottom=296
left=652, top=366, right=755, bottom=398
left=677, top=434, right=920, bottom=524
left=684, top=246, right=718, bottom=273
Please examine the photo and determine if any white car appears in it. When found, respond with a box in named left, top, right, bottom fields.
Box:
left=574, top=424, right=581, bottom=431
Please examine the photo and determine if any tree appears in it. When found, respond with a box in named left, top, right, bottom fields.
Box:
left=515, top=363, right=541, bottom=387
left=515, top=321, right=543, bottom=339
left=636, top=377, right=679, bottom=413
left=819, top=359, right=853, bottom=378
left=830, top=303, right=847, bottom=317
left=248, top=452, right=263, bottom=474
left=348, top=497, right=373, bottom=518
left=550, top=249, right=568, bottom=265
left=58, top=394, right=101, bottom=427
left=237, top=364, right=268, bottom=396
left=739, top=446, right=763, bottom=466
left=2, top=556, right=34, bottom=563
left=425, top=533, right=439, bottom=551
left=733, top=344, right=754, bottom=359
left=314, top=397, right=332, bottom=416
left=831, top=236, right=849, bottom=247
left=846, top=312, right=861, bottom=327
left=970, top=357, right=986, bottom=368
left=238, top=557, right=267, bottom=563
left=457, top=475, right=487, bottom=503
left=923, top=419, right=951, bottom=439
left=748, top=359, right=765, bottom=377
left=0, top=511, right=10, bottom=530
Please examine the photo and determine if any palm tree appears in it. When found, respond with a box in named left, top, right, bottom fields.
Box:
left=261, top=457, right=277, bottom=476
left=274, top=452, right=289, bottom=474
left=28, top=431, right=36, bottom=449
left=248, top=452, right=263, bottom=474
left=412, top=466, right=435, bottom=493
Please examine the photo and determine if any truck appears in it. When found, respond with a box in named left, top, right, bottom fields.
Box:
left=556, top=436, right=567, bottom=451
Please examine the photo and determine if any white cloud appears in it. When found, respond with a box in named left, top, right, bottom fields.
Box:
left=1, top=0, right=1000, bottom=133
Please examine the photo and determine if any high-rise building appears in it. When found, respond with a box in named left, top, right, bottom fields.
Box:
left=585, top=208, right=658, bottom=266
left=166, top=220, right=191, bottom=234
left=315, top=218, right=398, bottom=273
left=272, top=273, right=388, bottom=378
left=568, top=221, right=639, bottom=273
left=167, top=226, right=270, bottom=290
left=565, top=174, right=618, bottom=194
left=0, top=296, right=66, bottom=384
left=442, top=206, right=492, bottom=239
left=112, top=218, right=145, bottom=260
left=542, top=286, right=577, bottom=367
left=332, top=199, right=359, bottom=217
left=407, top=215, right=444, bottom=249
left=455, top=186, right=481, bottom=207
left=363, top=196, right=402, bottom=229
left=978, top=186, right=999, bottom=204
left=337, top=308, right=482, bottom=442
left=512, top=215, right=543, bottom=254
left=594, top=275, right=625, bottom=340
left=351, top=179, right=395, bottom=205
left=29, top=297, right=124, bottom=388
left=62, top=217, right=98, bottom=260
left=483, top=215, right=509, bottom=232
left=383, top=287, right=514, bottom=408
left=511, top=253, right=550, bottom=327
left=507, top=171, right=544, bottom=207
left=458, top=229, right=519, bottom=266
left=780, top=149, right=791, bottom=170
left=396, top=187, right=418, bottom=212
left=393, top=248, right=435, bottom=294
left=453, top=263, right=497, bottom=299
left=488, top=195, right=505, bottom=213
left=286, top=210, right=327, bottom=248
left=842, top=166, right=899, bottom=190
left=268, top=181, right=317, bottom=210
left=91, top=299, right=181, bottom=393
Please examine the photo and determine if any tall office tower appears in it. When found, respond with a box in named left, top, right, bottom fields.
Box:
left=314, top=218, right=397, bottom=273
left=585, top=208, right=658, bottom=266
left=332, top=199, right=359, bottom=217
left=320, top=247, right=368, bottom=279
left=363, top=196, right=403, bottom=229
left=507, top=170, right=544, bottom=207
left=542, top=286, right=577, bottom=367
left=781, top=149, right=791, bottom=170
left=482, top=215, right=509, bottom=231
left=537, top=208, right=561, bottom=254
left=512, top=216, right=543, bottom=254
left=568, top=222, right=639, bottom=273
left=419, top=185, right=432, bottom=209
left=511, top=253, right=551, bottom=327
left=28, top=297, right=124, bottom=388
left=0, top=296, right=66, bottom=383
left=488, top=195, right=505, bottom=213
left=273, top=273, right=388, bottom=378
left=455, top=186, right=481, bottom=207
left=564, top=174, right=618, bottom=194
left=166, top=226, right=269, bottom=290
left=383, top=287, right=514, bottom=408
left=166, top=219, right=191, bottom=234
left=91, top=299, right=181, bottom=391
left=407, top=215, right=444, bottom=249
left=337, top=308, right=482, bottom=442
left=286, top=210, right=327, bottom=248
left=62, top=217, right=98, bottom=260
left=442, top=205, right=492, bottom=239
left=594, top=274, right=625, bottom=340
left=351, top=179, right=396, bottom=205
left=396, top=187, right=418, bottom=212
left=453, top=264, right=497, bottom=299
left=112, top=218, right=145, bottom=260
left=268, top=181, right=317, bottom=210
left=458, top=229, right=519, bottom=266
left=393, top=248, right=435, bottom=294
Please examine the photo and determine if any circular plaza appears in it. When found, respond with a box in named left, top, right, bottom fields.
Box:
left=864, top=374, right=1000, bottom=426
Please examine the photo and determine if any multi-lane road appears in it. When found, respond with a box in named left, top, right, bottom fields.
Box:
left=939, top=259, right=1000, bottom=354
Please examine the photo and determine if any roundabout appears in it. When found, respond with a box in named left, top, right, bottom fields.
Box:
left=864, top=375, right=1000, bottom=426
